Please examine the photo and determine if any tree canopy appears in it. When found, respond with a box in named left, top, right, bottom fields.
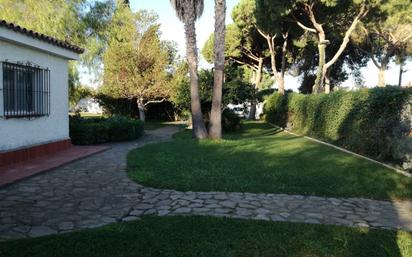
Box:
left=100, top=4, right=172, bottom=121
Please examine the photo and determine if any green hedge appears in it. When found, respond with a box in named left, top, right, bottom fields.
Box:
left=70, top=116, right=144, bottom=145
left=264, top=87, right=412, bottom=166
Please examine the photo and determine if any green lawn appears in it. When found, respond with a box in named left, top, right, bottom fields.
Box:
left=1, top=216, right=411, bottom=257
left=128, top=122, right=412, bottom=200
left=144, top=120, right=185, bottom=130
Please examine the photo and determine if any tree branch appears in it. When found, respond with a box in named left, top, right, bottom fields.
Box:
left=229, top=57, right=259, bottom=70
left=295, top=20, right=317, bottom=33
left=281, top=31, right=289, bottom=77
left=325, top=5, right=368, bottom=69
left=241, top=47, right=261, bottom=62
left=144, top=98, right=167, bottom=107
left=304, top=3, right=324, bottom=33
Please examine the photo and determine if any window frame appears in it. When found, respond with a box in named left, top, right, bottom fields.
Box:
left=1, top=61, right=50, bottom=119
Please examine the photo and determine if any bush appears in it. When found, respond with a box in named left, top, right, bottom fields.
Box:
left=222, top=109, right=241, bottom=132
left=131, top=120, right=145, bottom=139
left=106, top=116, right=135, bottom=141
left=70, top=122, right=98, bottom=145
left=69, top=116, right=144, bottom=145
left=93, top=123, right=110, bottom=144
left=264, top=87, right=412, bottom=168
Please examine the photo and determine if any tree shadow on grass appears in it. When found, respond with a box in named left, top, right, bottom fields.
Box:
left=129, top=130, right=412, bottom=200
left=128, top=122, right=412, bottom=257
left=0, top=216, right=408, bottom=257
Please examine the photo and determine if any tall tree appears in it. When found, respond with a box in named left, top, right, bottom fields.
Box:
left=254, top=0, right=296, bottom=95
left=209, top=0, right=226, bottom=139
left=231, top=1, right=267, bottom=119
left=353, top=0, right=412, bottom=87
left=202, top=23, right=266, bottom=120
left=170, top=0, right=208, bottom=139
left=101, top=6, right=170, bottom=121
left=293, top=0, right=369, bottom=93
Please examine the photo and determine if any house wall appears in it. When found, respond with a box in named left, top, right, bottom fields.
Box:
left=0, top=40, right=70, bottom=152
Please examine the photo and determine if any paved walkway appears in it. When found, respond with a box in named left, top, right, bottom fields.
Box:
left=0, top=145, right=109, bottom=187
left=0, top=126, right=411, bottom=240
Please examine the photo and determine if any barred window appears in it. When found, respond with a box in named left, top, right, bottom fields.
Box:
left=1, top=62, right=50, bottom=118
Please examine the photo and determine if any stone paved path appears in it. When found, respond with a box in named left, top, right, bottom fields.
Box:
left=1, top=126, right=411, bottom=240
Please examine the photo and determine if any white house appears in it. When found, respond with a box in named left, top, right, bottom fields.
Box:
left=0, top=20, right=83, bottom=166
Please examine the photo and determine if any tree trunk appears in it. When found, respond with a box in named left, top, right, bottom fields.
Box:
left=278, top=32, right=288, bottom=95
left=248, top=58, right=263, bottom=120
left=377, top=60, right=388, bottom=87
left=209, top=0, right=226, bottom=140
left=313, top=36, right=326, bottom=94
left=267, top=35, right=283, bottom=94
left=324, top=70, right=331, bottom=93
left=303, top=3, right=366, bottom=94
left=378, top=67, right=386, bottom=87
left=248, top=102, right=257, bottom=120
left=137, top=98, right=145, bottom=122
left=258, top=30, right=285, bottom=95
left=255, top=58, right=263, bottom=90
left=184, top=16, right=208, bottom=139
left=399, top=59, right=404, bottom=87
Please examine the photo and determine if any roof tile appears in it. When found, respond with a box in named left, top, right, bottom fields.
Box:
left=0, top=20, right=84, bottom=54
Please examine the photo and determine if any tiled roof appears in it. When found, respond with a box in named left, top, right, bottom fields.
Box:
left=0, top=20, right=84, bottom=54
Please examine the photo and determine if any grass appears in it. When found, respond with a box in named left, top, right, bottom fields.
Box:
left=128, top=121, right=412, bottom=200
left=1, top=216, right=411, bottom=257
left=144, top=120, right=184, bottom=130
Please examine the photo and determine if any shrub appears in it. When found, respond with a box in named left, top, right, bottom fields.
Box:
left=70, top=122, right=98, bottom=145
left=222, top=109, right=241, bottom=132
left=69, top=116, right=144, bottom=145
left=131, top=120, right=145, bottom=139
left=106, top=116, right=135, bottom=141
left=264, top=87, right=412, bottom=168
left=92, top=123, right=110, bottom=144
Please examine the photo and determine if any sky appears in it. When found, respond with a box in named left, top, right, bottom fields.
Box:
left=80, top=0, right=412, bottom=90
left=130, top=0, right=238, bottom=67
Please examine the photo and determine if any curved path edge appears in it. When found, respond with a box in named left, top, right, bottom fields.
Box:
left=0, top=126, right=411, bottom=241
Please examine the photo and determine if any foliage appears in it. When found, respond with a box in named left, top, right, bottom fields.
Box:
left=69, top=116, right=144, bottom=145
left=264, top=87, right=412, bottom=166
left=0, top=0, right=115, bottom=71
left=69, top=85, right=94, bottom=108
left=128, top=122, right=412, bottom=199
left=169, top=61, right=191, bottom=113
left=202, top=4, right=268, bottom=93
left=221, top=109, right=241, bottom=132
left=256, top=88, right=276, bottom=102
left=81, top=0, right=116, bottom=75
left=95, top=94, right=176, bottom=121
left=101, top=5, right=171, bottom=117
left=169, top=63, right=254, bottom=116
left=352, top=0, right=412, bottom=86
left=95, top=94, right=139, bottom=118
left=290, top=0, right=372, bottom=92
left=0, top=0, right=86, bottom=45
left=0, top=0, right=116, bottom=102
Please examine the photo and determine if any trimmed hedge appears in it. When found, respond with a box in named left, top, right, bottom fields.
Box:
left=70, top=116, right=144, bottom=145
left=264, top=87, right=412, bottom=168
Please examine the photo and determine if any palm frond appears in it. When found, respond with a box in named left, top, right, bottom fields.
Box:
left=169, top=0, right=204, bottom=22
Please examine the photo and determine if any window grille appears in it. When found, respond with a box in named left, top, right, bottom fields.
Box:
left=1, top=62, right=50, bottom=118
